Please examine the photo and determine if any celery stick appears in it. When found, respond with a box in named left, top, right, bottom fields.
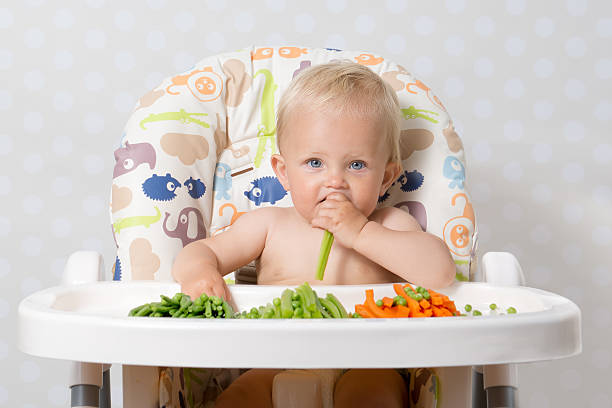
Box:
left=316, top=230, right=334, bottom=280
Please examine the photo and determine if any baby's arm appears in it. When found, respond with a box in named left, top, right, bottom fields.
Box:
left=312, top=193, right=455, bottom=288
left=171, top=207, right=273, bottom=300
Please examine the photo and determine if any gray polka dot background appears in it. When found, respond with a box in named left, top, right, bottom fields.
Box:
left=1, top=0, right=611, bottom=406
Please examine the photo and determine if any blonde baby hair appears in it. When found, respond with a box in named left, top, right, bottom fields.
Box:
left=276, top=60, right=402, bottom=169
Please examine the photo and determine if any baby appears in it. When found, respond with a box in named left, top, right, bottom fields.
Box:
left=171, top=61, right=456, bottom=408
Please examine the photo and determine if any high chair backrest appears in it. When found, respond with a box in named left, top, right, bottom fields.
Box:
left=110, top=45, right=477, bottom=284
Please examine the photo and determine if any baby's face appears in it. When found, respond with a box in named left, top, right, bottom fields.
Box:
left=273, top=109, right=397, bottom=223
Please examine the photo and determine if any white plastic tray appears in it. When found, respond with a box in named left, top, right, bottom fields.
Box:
left=18, top=281, right=581, bottom=368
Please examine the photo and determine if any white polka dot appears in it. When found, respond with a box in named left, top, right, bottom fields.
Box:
left=52, top=218, right=72, bottom=238
left=471, top=182, right=491, bottom=203
left=0, top=340, right=7, bottom=360
left=563, top=202, right=584, bottom=224
left=565, top=79, right=586, bottom=100
left=114, top=91, right=136, bottom=113
left=566, top=0, right=587, bottom=16
left=83, top=195, right=105, bottom=216
left=565, top=36, right=587, bottom=58
left=48, top=384, right=69, bottom=406
left=505, top=36, right=525, bottom=56
left=54, top=50, right=74, bottom=70
left=0, top=49, right=13, bottom=70
left=145, top=72, right=164, bottom=90
left=52, top=135, right=73, bottom=156
left=0, top=298, right=6, bottom=318
left=414, top=16, right=435, bottom=36
left=502, top=161, right=522, bottom=182
left=0, top=90, right=11, bottom=110
left=589, top=394, right=612, bottom=408
left=84, top=71, right=105, bottom=92
left=562, top=243, right=582, bottom=265
left=52, top=176, right=73, bottom=196
left=325, top=34, right=346, bottom=50
left=115, top=51, right=135, bottom=72
left=444, top=76, right=464, bottom=98
left=24, top=28, right=45, bottom=48
left=24, top=70, right=45, bottom=91
left=24, top=111, right=43, bottom=133
left=595, top=58, right=612, bottom=79
left=593, top=143, right=612, bottom=165
left=592, top=226, right=612, bottom=246
left=532, top=143, right=552, bottom=163
left=0, top=258, right=9, bottom=279
left=532, top=183, right=552, bottom=203
left=445, top=0, right=465, bottom=13
left=234, top=11, right=255, bottom=33
left=506, top=0, right=525, bottom=14
left=533, top=100, right=554, bottom=120
left=526, top=392, right=550, bottom=408
left=174, top=10, right=195, bottom=32
left=564, top=120, right=585, bottom=142
left=173, top=52, right=196, bottom=72
left=592, top=265, right=611, bottom=286
left=146, top=31, right=166, bottom=51
left=0, top=175, right=10, bottom=196
left=21, top=236, right=43, bottom=256
left=559, top=368, right=582, bottom=390
left=444, top=35, right=464, bottom=56
left=53, top=8, right=74, bottom=29
left=531, top=224, right=552, bottom=245
left=85, top=29, right=106, bottom=49
left=386, top=0, right=407, bottom=13
left=206, top=0, right=233, bottom=10
left=266, top=32, right=286, bottom=45
left=83, top=112, right=105, bottom=135
left=594, top=100, right=612, bottom=121
left=205, top=32, right=225, bottom=52
left=83, top=154, right=105, bottom=174
left=597, top=18, right=612, bottom=37
left=562, top=162, right=584, bottom=183
left=385, top=34, right=405, bottom=54
left=534, top=17, right=555, bottom=37
left=20, top=361, right=41, bottom=383
left=295, top=13, right=316, bottom=34
left=502, top=202, right=522, bottom=221
left=115, top=9, right=135, bottom=31
left=474, top=16, right=495, bottom=36
left=24, top=153, right=44, bottom=173
left=474, top=98, right=493, bottom=118
left=504, top=78, right=524, bottom=99
left=0, top=217, right=10, bottom=237
left=23, top=194, right=44, bottom=215
left=53, top=91, right=74, bottom=112
left=593, top=185, right=612, bottom=206
left=412, top=56, right=434, bottom=77
left=355, top=14, right=376, bottom=35
left=266, top=0, right=285, bottom=12
left=0, top=8, right=14, bottom=28
left=21, top=276, right=42, bottom=297
left=0, top=134, right=11, bottom=155
left=533, top=58, right=555, bottom=78
left=503, top=120, right=523, bottom=141
left=473, top=57, right=494, bottom=78
left=327, top=0, right=347, bottom=12
left=471, top=141, right=491, bottom=163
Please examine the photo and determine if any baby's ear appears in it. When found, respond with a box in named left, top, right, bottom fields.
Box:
left=380, top=162, right=401, bottom=195
left=271, top=154, right=290, bottom=191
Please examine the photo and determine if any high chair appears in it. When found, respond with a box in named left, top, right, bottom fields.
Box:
left=18, top=46, right=581, bottom=408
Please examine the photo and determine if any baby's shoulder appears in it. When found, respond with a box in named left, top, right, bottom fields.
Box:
left=370, top=206, right=422, bottom=232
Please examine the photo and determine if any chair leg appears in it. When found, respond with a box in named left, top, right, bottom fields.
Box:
left=482, top=364, right=518, bottom=408
left=471, top=366, right=486, bottom=408
left=100, top=365, right=111, bottom=408
left=70, top=362, right=103, bottom=408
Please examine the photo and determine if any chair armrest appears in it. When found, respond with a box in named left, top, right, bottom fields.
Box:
left=62, top=251, right=105, bottom=285
left=481, top=252, right=526, bottom=287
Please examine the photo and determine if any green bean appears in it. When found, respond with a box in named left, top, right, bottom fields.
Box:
left=222, top=301, right=234, bottom=318
left=280, top=289, right=294, bottom=318
left=205, top=301, right=213, bottom=318
left=212, top=296, right=223, bottom=306
left=160, top=295, right=176, bottom=307
left=129, top=304, right=146, bottom=316
left=316, top=230, right=334, bottom=280
left=135, top=304, right=152, bottom=316
left=325, top=294, right=348, bottom=318
left=293, top=307, right=303, bottom=318
left=319, top=297, right=341, bottom=318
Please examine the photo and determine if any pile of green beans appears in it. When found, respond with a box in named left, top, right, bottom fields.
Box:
left=128, top=292, right=234, bottom=319
left=236, top=282, right=350, bottom=319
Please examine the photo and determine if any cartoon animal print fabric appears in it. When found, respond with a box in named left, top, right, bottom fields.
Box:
left=110, top=46, right=476, bottom=408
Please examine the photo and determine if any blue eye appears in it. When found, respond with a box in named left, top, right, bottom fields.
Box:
left=307, top=159, right=322, bottom=168
left=350, top=161, right=365, bottom=170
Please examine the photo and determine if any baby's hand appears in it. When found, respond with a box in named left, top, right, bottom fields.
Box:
left=180, top=270, right=231, bottom=302
left=311, top=192, right=369, bottom=249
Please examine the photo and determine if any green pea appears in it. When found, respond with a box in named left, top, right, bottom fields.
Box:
left=292, top=300, right=301, bottom=309
left=464, top=304, right=472, bottom=312
left=473, top=310, right=482, bottom=316
left=273, top=297, right=281, bottom=307
left=352, top=312, right=362, bottom=318
left=414, top=293, right=423, bottom=301
left=507, top=307, right=517, bottom=314
left=375, top=299, right=383, bottom=307
left=489, top=303, right=497, bottom=310
left=393, top=296, right=407, bottom=306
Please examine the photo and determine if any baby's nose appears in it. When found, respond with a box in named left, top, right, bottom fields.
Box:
left=325, top=170, right=347, bottom=189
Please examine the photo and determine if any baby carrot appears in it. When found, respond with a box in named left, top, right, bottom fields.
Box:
left=316, top=230, right=334, bottom=280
